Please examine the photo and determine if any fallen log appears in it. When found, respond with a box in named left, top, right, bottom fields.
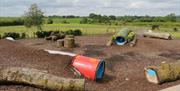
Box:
left=143, top=31, right=171, bottom=40
left=0, top=67, right=85, bottom=91
left=51, top=36, right=58, bottom=41
left=45, top=36, right=52, bottom=40
left=65, top=35, right=74, bottom=38
left=145, top=61, right=180, bottom=84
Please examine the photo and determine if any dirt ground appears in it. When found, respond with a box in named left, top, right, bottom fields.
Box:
left=0, top=35, right=180, bottom=91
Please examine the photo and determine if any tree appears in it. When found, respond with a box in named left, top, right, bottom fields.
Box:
left=109, top=15, right=116, bottom=20
left=80, top=17, right=88, bottom=24
left=24, top=3, right=44, bottom=30
left=165, top=13, right=176, bottom=22
left=89, top=13, right=97, bottom=19
left=47, top=18, right=53, bottom=24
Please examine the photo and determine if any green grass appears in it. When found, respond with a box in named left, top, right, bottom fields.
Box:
left=126, top=22, right=180, bottom=28
left=169, top=32, right=180, bottom=39
left=0, top=23, right=179, bottom=38
left=0, top=17, right=180, bottom=39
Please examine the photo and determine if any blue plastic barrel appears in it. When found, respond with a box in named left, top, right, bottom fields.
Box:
left=95, top=59, right=105, bottom=80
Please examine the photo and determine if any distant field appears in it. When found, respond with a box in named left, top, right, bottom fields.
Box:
left=0, top=17, right=180, bottom=38
left=50, top=18, right=81, bottom=24
left=0, top=17, right=23, bottom=22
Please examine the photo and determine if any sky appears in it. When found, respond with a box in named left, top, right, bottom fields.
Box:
left=0, top=0, right=180, bottom=16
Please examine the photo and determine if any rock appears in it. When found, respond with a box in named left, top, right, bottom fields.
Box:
left=5, top=37, right=15, bottom=41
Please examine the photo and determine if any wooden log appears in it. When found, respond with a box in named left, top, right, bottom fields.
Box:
left=65, top=35, right=74, bottom=38
left=64, top=38, right=75, bottom=48
left=143, top=31, right=171, bottom=40
left=51, top=36, right=58, bottom=41
left=55, top=33, right=65, bottom=39
left=145, top=61, right=180, bottom=84
left=0, top=67, right=85, bottom=91
left=56, top=39, right=64, bottom=47
left=45, top=36, right=52, bottom=41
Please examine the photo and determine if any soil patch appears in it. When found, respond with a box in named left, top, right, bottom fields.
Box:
left=159, top=51, right=180, bottom=60
left=0, top=39, right=75, bottom=91
left=1, top=35, right=180, bottom=91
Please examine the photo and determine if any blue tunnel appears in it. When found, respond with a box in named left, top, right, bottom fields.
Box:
left=115, top=36, right=126, bottom=45
left=95, top=59, right=105, bottom=81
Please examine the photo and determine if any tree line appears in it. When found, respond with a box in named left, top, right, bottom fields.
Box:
left=0, top=13, right=179, bottom=26
left=80, top=13, right=178, bottom=24
left=0, top=18, right=24, bottom=26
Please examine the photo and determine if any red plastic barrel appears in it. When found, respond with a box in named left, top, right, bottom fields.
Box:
left=72, top=55, right=105, bottom=81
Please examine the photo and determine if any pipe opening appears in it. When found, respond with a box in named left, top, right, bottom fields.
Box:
left=115, top=37, right=126, bottom=45
left=145, top=69, right=159, bottom=84
left=95, top=60, right=105, bottom=81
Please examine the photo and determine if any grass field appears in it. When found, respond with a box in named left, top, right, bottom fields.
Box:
left=0, top=23, right=180, bottom=38
left=0, top=17, right=180, bottom=38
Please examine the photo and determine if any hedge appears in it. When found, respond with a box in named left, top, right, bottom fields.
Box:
left=0, top=19, right=24, bottom=26
left=2, top=32, right=27, bottom=39
left=35, top=29, right=82, bottom=38
left=35, top=31, right=53, bottom=38
left=65, top=29, right=82, bottom=36
left=3, top=32, right=20, bottom=39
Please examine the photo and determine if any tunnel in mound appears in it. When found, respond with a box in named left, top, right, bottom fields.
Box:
left=115, top=36, right=126, bottom=45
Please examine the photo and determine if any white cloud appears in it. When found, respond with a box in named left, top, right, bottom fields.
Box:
left=128, top=1, right=146, bottom=8
left=0, top=0, right=179, bottom=16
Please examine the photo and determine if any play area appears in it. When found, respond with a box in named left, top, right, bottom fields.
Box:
left=0, top=33, right=179, bottom=91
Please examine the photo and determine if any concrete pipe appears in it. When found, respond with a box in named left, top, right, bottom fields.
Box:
left=143, top=31, right=171, bottom=40
left=145, top=61, right=180, bottom=84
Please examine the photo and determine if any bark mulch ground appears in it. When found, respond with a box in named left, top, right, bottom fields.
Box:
left=0, top=35, right=180, bottom=91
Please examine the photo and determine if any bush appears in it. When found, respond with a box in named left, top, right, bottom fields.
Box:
left=21, top=32, right=27, bottom=39
left=50, top=30, right=60, bottom=35
left=36, top=29, right=82, bottom=38
left=3, top=32, right=20, bottom=39
left=35, top=31, right=53, bottom=38
left=173, top=28, right=178, bottom=32
left=65, top=30, right=74, bottom=35
left=62, top=20, right=69, bottom=24
left=65, top=29, right=82, bottom=36
left=73, top=29, right=82, bottom=36
left=47, top=18, right=53, bottom=24
left=0, top=34, right=1, bottom=39
left=152, top=25, right=159, bottom=30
